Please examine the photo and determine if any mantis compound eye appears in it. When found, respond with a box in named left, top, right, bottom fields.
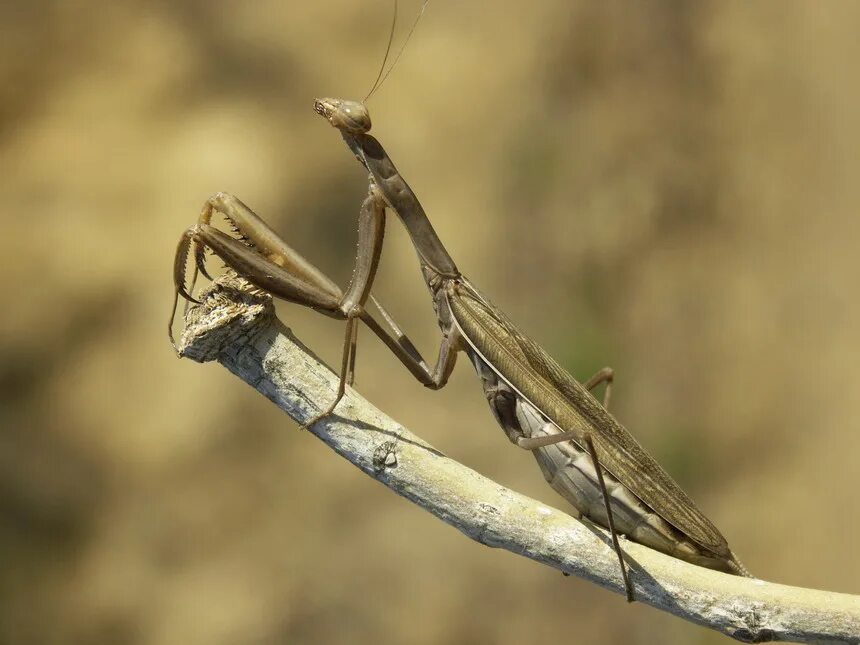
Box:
left=314, top=98, right=372, bottom=134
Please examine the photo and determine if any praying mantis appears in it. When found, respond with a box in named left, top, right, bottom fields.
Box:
left=170, top=8, right=750, bottom=603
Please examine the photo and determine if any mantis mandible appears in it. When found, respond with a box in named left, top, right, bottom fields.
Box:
left=170, top=7, right=751, bottom=603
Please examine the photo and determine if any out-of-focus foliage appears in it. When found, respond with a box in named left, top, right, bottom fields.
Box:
left=1, top=1, right=858, bottom=643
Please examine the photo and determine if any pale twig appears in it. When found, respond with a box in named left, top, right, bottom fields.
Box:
left=175, top=272, right=860, bottom=644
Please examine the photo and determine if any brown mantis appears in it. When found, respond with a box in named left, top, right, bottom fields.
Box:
left=170, top=10, right=750, bottom=604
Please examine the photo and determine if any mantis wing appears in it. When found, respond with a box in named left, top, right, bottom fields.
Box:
left=447, top=279, right=730, bottom=557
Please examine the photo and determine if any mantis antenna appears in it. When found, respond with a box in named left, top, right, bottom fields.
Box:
left=364, top=0, right=430, bottom=103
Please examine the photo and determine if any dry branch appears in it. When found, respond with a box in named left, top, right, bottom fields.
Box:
left=175, top=273, right=860, bottom=644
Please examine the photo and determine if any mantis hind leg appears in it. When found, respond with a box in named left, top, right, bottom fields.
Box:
left=507, top=385, right=634, bottom=600
left=584, top=433, right=635, bottom=602
left=584, top=367, right=615, bottom=410
left=584, top=368, right=636, bottom=599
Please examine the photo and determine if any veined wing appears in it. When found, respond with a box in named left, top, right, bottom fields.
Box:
left=446, top=279, right=729, bottom=556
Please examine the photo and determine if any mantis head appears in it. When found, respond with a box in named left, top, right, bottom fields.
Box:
left=314, top=98, right=371, bottom=134
left=314, top=1, right=429, bottom=135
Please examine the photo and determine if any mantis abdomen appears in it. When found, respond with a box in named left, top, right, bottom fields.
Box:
left=470, top=349, right=741, bottom=573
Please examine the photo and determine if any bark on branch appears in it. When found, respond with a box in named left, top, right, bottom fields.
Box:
left=175, top=273, right=860, bottom=644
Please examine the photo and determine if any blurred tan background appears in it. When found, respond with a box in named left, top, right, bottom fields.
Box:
left=2, top=1, right=859, bottom=643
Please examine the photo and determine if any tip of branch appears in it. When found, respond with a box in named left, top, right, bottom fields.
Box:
left=175, top=272, right=274, bottom=363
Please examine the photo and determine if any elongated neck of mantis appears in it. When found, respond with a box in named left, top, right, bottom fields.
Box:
left=395, top=194, right=459, bottom=278
left=352, top=132, right=460, bottom=278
